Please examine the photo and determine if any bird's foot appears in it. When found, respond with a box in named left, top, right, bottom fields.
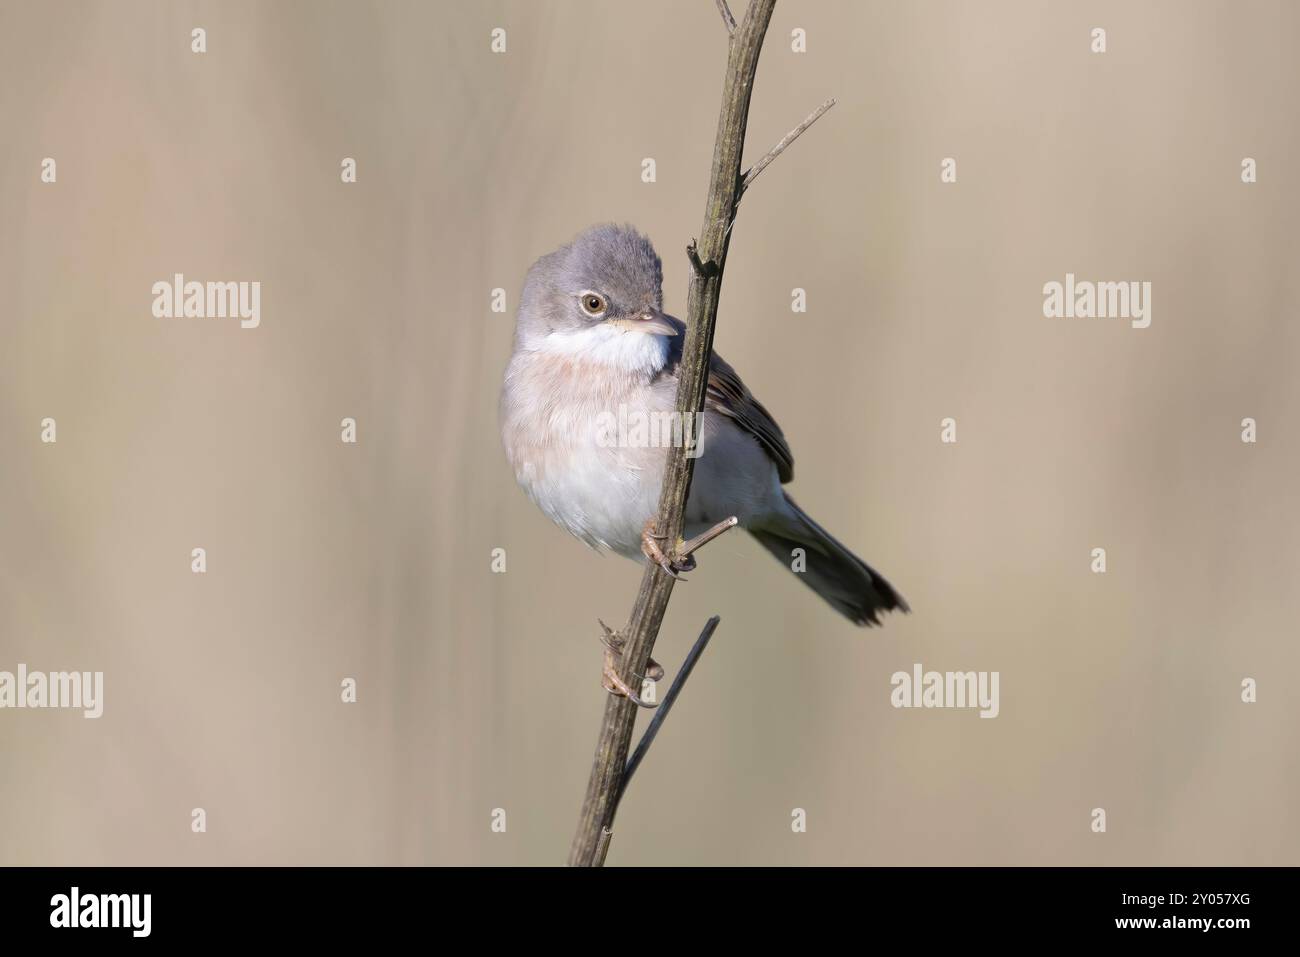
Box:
left=640, top=520, right=693, bottom=578
left=640, top=516, right=739, bottom=579
left=598, top=620, right=661, bottom=709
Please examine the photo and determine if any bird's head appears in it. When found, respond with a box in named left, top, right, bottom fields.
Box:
left=515, top=224, right=680, bottom=375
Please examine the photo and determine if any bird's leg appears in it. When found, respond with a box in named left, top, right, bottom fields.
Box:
left=640, top=515, right=739, bottom=578
left=598, top=620, right=661, bottom=708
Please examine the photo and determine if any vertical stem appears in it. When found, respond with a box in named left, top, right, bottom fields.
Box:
left=567, top=0, right=778, bottom=867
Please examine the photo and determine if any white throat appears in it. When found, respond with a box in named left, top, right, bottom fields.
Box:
left=535, top=323, right=670, bottom=379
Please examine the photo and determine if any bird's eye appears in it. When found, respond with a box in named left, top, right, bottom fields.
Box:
left=579, top=292, right=607, bottom=317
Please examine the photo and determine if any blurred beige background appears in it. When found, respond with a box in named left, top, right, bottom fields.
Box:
left=2, top=0, right=1297, bottom=866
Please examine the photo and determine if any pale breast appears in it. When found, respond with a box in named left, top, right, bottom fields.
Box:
left=501, top=343, right=785, bottom=557
left=501, top=350, right=668, bottom=555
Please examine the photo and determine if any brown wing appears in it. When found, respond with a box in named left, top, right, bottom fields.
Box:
left=659, top=314, right=795, bottom=483
left=704, top=351, right=795, bottom=483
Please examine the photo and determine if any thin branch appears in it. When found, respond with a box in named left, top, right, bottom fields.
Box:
left=714, top=0, right=737, bottom=35
left=568, top=0, right=799, bottom=867
left=617, top=616, right=722, bottom=807
left=739, top=97, right=836, bottom=196
left=678, top=516, right=739, bottom=561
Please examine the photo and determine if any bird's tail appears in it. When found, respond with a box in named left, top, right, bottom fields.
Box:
left=749, top=494, right=908, bottom=627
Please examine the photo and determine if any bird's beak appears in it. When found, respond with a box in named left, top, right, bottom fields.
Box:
left=612, top=308, right=679, bottom=337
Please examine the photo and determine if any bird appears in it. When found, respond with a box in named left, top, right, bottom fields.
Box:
left=500, top=224, right=906, bottom=695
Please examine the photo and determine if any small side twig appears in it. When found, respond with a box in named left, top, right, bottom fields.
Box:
left=739, top=97, right=836, bottom=197
left=617, top=615, right=722, bottom=807
left=714, top=0, right=737, bottom=35
left=678, top=516, right=738, bottom=560
left=591, top=615, right=722, bottom=867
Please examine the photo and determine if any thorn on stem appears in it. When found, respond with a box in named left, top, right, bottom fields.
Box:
left=686, top=240, right=718, bottom=279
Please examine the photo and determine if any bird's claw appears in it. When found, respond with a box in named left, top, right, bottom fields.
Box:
left=640, top=520, right=696, bottom=579
left=598, top=619, right=661, bottom=708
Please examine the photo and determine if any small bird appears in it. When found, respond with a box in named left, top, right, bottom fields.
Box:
left=501, top=225, right=906, bottom=691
